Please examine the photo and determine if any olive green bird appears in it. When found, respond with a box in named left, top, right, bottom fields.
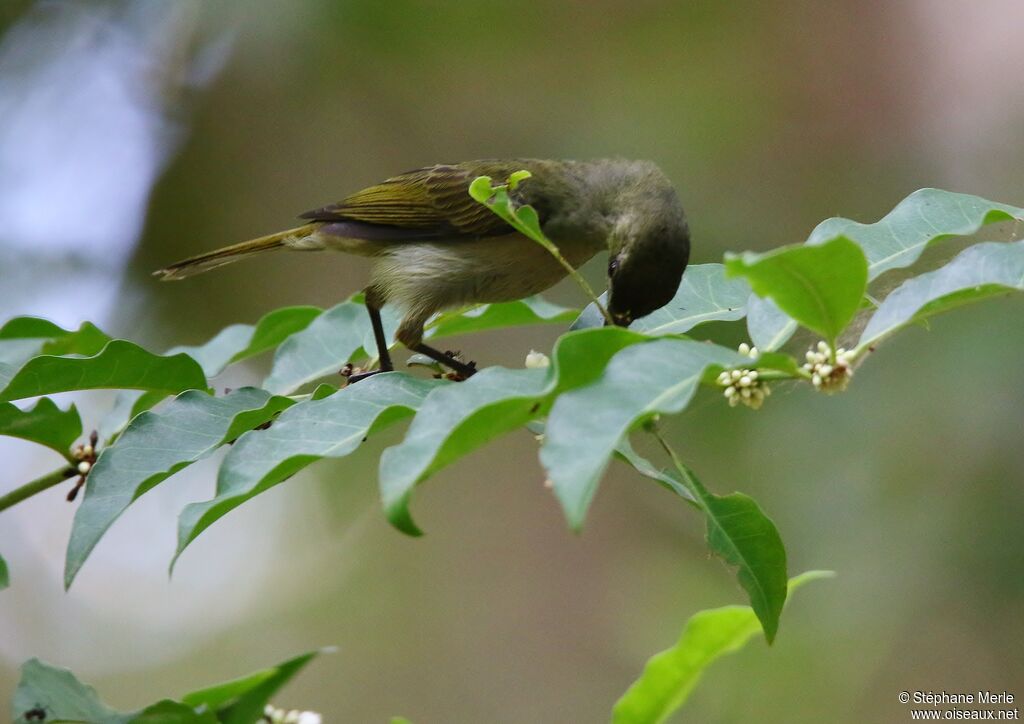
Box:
left=155, top=159, right=690, bottom=379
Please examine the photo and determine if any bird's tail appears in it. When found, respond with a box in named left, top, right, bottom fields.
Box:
left=153, top=223, right=319, bottom=280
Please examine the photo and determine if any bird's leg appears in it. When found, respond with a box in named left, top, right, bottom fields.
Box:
left=410, top=343, right=477, bottom=380
left=367, top=301, right=394, bottom=372
left=344, top=297, right=394, bottom=384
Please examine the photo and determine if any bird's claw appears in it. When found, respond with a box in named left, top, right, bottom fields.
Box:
left=341, top=363, right=387, bottom=384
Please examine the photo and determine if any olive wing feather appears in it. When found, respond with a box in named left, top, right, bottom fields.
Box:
left=299, top=162, right=532, bottom=240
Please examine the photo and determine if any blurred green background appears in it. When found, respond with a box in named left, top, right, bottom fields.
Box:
left=1, top=1, right=1022, bottom=721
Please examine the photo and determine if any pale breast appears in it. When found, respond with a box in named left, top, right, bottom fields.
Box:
left=370, top=232, right=604, bottom=316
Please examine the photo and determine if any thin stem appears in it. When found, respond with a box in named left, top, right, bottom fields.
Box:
left=534, top=238, right=613, bottom=325
left=0, top=466, right=75, bottom=514
left=651, top=427, right=687, bottom=480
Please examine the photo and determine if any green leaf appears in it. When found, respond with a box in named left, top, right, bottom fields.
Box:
left=379, top=327, right=648, bottom=535
left=172, top=306, right=322, bottom=377
left=612, top=571, right=833, bottom=724
left=614, top=437, right=695, bottom=504
left=673, top=463, right=788, bottom=643
left=0, top=317, right=110, bottom=367
left=132, top=700, right=215, bottom=723
left=174, top=375, right=437, bottom=564
left=263, top=301, right=369, bottom=394
left=96, top=390, right=169, bottom=443
left=633, top=264, right=751, bottom=335
left=0, top=398, right=81, bottom=455
left=540, top=339, right=745, bottom=529
left=0, top=340, right=209, bottom=403
left=573, top=264, right=751, bottom=335
left=611, top=189, right=1020, bottom=350
left=807, top=188, right=1024, bottom=280
left=12, top=658, right=131, bottom=724
left=747, top=190, right=1024, bottom=350
left=10, top=652, right=323, bottom=724
left=468, top=175, right=544, bottom=239
left=725, top=236, right=868, bottom=345
left=180, top=649, right=324, bottom=724
left=745, top=296, right=796, bottom=352
left=859, top=240, right=1024, bottom=349
left=425, top=296, right=576, bottom=339
left=65, top=388, right=292, bottom=589
left=0, top=554, right=8, bottom=590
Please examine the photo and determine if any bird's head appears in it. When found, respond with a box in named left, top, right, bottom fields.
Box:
left=603, top=163, right=690, bottom=326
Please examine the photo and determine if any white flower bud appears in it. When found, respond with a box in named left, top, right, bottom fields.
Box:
left=739, top=375, right=752, bottom=387
left=77, top=461, right=91, bottom=475
left=730, top=369, right=742, bottom=380
left=724, top=386, right=737, bottom=397
left=738, top=342, right=750, bottom=355
left=525, top=350, right=550, bottom=369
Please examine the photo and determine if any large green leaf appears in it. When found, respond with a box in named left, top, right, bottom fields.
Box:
left=725, top=236, right=868, bottom=345
left=172, top=306, right=322, bottom=377
left=675, top=463, right=788, bottom=643
left=0, top=398, right=81, bottom=455
left=859, top=240, right=1024, bottom=349
left=0, top=317, right=110, bottom=367
left=633, top=264, right=751, bottom=335
left=612, top=571, right=833, bottom=724
left=174, top=374, right=438, bottom=564
left=425, top=296, right=576, bottom=339
left=745, top=296, right=795, bottom=352
left=64, top=388, right=292, bottom=589
left=540, top=339, right=745, bottom=529
left=379, top=327, right=648, bottom=535
left=0, top=340, right=209, bottom=403
left=180, top=649, right=324, bottom=724
left=808, top=188, right=1024, bottom=280
left=97, top=390, right=169, bottom=443
left=11, top=658, right=131, bottom=724
left=132, top=699, right=215, bottom=723
left=572, top=264, right=751, bottom=334
left=263, top=301, right=370, bottom=394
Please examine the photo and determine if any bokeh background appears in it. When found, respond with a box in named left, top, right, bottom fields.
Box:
left=1, top=1, right=1023, bottom=721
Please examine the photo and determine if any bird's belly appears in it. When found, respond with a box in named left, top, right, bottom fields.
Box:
left=371, top=233, right=603, bottom=313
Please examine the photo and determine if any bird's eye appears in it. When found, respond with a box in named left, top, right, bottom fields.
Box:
left=608, top=257, right=620, bottom=277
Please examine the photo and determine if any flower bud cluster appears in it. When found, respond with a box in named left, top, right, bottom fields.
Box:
left=263, top=705, right=322, bottom=724
left=804, top=341, right=853, bottom=393
left=717, top=343, right=771, bottom=410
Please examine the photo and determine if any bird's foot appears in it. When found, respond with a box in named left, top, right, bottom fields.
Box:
left=340, top=363, right=390, bottom=384
left=411, top=344, right=477, bottom=380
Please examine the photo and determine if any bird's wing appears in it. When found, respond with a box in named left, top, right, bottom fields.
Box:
left=299, top=162, right=532, bottom=240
